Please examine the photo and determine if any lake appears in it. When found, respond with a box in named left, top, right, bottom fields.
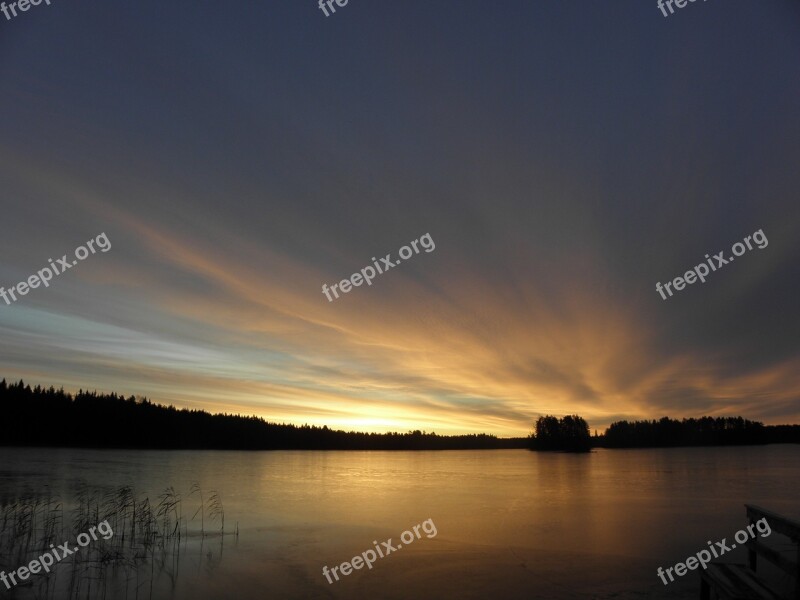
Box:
left=0, top=445, right=798, bottom=599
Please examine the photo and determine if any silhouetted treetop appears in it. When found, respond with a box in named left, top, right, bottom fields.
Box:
left=529, top=415, right=591, bottom=452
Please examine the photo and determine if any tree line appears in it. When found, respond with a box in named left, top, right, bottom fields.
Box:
left=0, top=379, right=527, bottom=450
left=529, top=414, right=800, bottom=452
left=598, top=416, right=793, bottom=448
left=3, top=378, right=798, bottom=451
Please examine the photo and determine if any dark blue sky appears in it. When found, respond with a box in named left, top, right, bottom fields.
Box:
left=1, top=0, right=798, bottom=435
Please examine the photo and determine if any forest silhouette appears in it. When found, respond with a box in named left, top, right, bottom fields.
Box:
left=2, top=379, right=798, bottom=451
left=0, top=379, right=525, bottom=450
left=599, top=415, right=800, bottom=447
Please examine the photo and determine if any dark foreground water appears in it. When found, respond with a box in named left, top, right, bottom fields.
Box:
left=0, top=445, right=798, bottom=600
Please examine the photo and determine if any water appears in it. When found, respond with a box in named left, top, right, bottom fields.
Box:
left=0, top=445, right=798, bottom=599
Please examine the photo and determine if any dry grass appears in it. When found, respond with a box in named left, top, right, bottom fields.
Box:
left=0, top=483, right=237, bottom=599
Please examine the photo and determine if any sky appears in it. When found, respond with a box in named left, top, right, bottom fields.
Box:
left=0, top=0, right=798, bottom=437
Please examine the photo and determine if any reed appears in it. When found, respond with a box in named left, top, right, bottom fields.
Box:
left=0, top=482, right=236, bottom=599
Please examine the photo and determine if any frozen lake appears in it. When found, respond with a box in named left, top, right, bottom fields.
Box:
left=0, top=445, right=798, bottom=599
